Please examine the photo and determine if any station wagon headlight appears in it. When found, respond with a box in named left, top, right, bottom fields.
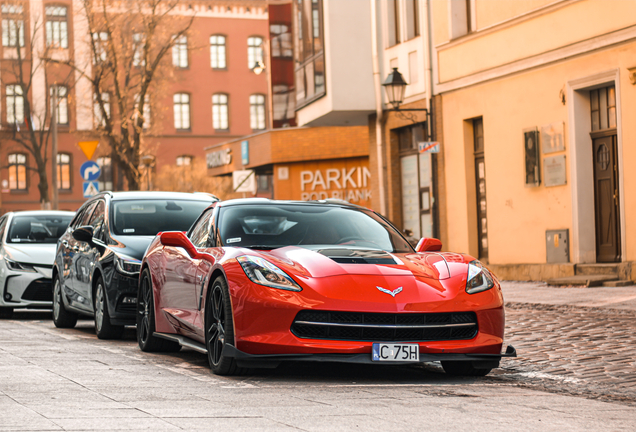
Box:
left=114, top=255, right=142, bottom=275
left=237, top=255, right=302, bottom=292
left=466, top=260, right=495, bottom=294
left=5, top=257, right=36, bottom=272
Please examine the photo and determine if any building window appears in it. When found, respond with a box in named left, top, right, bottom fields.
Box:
left=209, top=35, right=226, bottom=69
left=406, top=0, right=419, bottom=40
left=172, top=35, right=188, bottom=68
left=45, top=5, right=68, bottom=48
left=270, top=24, right=292, bottom=58
left=590, top=85, right=617, bottom=131
left=250, top=94, right=266, bottom=130
left=173, top=93, right=190, bottom=130
left=176, top=155, right=193, bottom=166
left=92, top=32, right=108, bottom=63
left=6, top=84, right=24, bottom=124
left=96, top=157, right=113, bottom=191
left=449, top=0, right=474, bottom=39
left=293, top=0, right=325, bottom=108
left=387, top=0, right=401, bottom=46
left=50, top=85, right=69, bottom=125
left=134, top=93, right=151, bottom=129
left=93, top=92, right=110, bottom=127
left=57, top=153, right=71, bottom=190
left=8, top=153, right=27, bottom=191
left=212, top=93, right=228, bottom=130
left=272, top=84, right=295, bottom=125
left=1, top=3, right=24, bottom=47
left=247, top=36, right=263, bottom=70
left=132, top=33, right=144, bottom=67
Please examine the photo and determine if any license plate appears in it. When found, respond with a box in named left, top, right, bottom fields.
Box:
left=372, top=343, right=419, bottom=362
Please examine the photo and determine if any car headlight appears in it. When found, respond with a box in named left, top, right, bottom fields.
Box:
left=466, top=260, right=495, bottom=294
left=237, top=255, right=302, bottom=292
left=5, top=257, right=36, bottom=272
left=114, top=255, right=142, bottom=275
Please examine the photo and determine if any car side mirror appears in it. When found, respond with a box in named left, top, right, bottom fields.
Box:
left=160, top=231, right=198, bottom=258
left=415, top=237, right=442, bottom=252
left=72, top=226, right=94, bottom=244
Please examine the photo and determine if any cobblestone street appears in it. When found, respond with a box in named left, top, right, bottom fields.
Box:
left=498, top=283, right=636, bottom=405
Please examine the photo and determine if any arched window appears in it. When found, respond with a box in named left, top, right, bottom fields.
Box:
left=173, top=93, right=190, bottom=130
left=212, top=93, right=228, bottom=130
left=210, top=35, right=226, bottom=69
left=249, top=94, right=266, bottom=130
left=1, top=3, right=25, bottom=47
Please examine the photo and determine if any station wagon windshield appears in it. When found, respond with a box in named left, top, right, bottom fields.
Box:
left=7, top=215, right=73, bottom=244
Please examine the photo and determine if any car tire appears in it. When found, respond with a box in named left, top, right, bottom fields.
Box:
left=52, top=276, right=77, bottom=328
left=441, top=360, right=493, bottom=377
left=205, top=276, right=242, bottom=375
left=137, top=268, right=181, bottom=352
left=94, top=277, right=124, bottom=340
left=0, top=307, right=14, bottom=319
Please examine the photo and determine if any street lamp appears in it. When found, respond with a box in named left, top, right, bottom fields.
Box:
left=382, top=67, right=408, bottom=110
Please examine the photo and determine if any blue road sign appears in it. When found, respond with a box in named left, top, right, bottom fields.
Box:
left=241, top=140, right=249, bottom=165
left=83, top=181, right=100, bottom=198
left=80, top=161, right=101, bottom=181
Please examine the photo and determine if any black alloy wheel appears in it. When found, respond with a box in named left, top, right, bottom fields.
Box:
left=93, top=276, right=124, bottom=340
left=205, top=276, right=241, bottom=375
left=137, top=268, right=180, bottom=352
left=441, top=360, right=493, bottom=377
left=52, top=276, right=77, bottom=328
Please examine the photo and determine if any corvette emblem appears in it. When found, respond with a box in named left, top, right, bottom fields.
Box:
left=376, top=286, right=403, bottom=297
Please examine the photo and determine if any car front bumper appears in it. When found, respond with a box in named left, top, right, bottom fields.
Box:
left=1, top=267, right=53, bottom=309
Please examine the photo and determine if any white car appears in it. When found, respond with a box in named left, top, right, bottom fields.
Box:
left=0, top=211, right=74, bottom=319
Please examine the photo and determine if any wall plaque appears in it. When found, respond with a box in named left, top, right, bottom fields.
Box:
left=544, top=155, right=567, bottom=187
left=541, top=122, right=565, bottom=154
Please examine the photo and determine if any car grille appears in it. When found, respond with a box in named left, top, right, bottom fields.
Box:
left=21, top=280, right=52, bottom=302
left=291, top=310, right=478, bottom=342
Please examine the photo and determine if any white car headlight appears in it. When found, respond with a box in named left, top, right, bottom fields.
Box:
left=237, top=255, right=302, bottom=292
left=114, top=255, right=142, bottom=276
left=466, top=260, right=495, bottom=294
left=5, top=257, right=36, bottom=272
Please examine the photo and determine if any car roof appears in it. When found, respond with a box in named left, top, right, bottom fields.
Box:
left=7, top=210, right=75, bottom=217
left=98, top=191, right=219, bottom=202
left=217, top=198, right=367, bottom=210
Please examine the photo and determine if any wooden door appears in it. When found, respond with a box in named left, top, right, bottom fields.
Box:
left=592, top=135, right=620, bottom=262
left=473, top=118, right=488, bottom=260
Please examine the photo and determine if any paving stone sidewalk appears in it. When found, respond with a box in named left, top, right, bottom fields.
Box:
left=497, top=282, right=636, bottom=404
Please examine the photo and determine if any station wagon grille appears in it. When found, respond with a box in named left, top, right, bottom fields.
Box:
left=291, top=310, right=478, bottom=342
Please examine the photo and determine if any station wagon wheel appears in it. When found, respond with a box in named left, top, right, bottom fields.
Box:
left=136, top=268, right=180, bottom=352
left=93, top=277, right=124, bottom=340
left=52, top=275, right=77, bottom=328
left=205, top=276, right=241, bottom=375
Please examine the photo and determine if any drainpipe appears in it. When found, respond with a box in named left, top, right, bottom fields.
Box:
left=370, top=0, right=386, bottom=216
left=426, top=0, right=435, bottom=141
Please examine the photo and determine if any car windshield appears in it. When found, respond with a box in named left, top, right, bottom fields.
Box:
left=112, top=199, right=212, bottom=236
left=218, top=204, right=413, bottom=253
left=7, top=215, right=73, bottom=244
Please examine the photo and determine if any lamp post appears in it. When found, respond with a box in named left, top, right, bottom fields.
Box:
left=382, top=67, right=428, bottom=115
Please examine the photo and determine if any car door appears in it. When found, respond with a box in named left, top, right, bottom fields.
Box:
left=69, top=200, right=98, bottom=312
left=75, top=200, right=106, bottom=310
left=192, top=206, right=219, bottom=338
left=161, top=209, right=214, bottom=337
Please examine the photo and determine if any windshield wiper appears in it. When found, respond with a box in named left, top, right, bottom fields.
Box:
left=241, top=245, right=285, bottom=250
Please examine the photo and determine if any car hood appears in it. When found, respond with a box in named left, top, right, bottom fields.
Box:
left=109, top=234, right=155, bottom=260
left=3, top=243, right=57, bottom=266
left=257, top=246, right=471, bottom=280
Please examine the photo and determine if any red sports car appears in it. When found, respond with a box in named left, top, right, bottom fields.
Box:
left=137, top=199, right=515, bottom=376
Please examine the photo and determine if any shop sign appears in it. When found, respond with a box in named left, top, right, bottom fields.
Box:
left=299, top=167, right=371, bottom=203
left=207, top=148, right=232, bottom=168
left=418, top=141, right=439, bottom=153
left=241, top=140, right=249, bottom=165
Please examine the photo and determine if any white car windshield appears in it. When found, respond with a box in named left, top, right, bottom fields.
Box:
left=7, top=215, right=73, bottom=244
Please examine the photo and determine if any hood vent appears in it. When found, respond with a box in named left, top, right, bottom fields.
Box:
left=315, top=248, right=398, bottom=265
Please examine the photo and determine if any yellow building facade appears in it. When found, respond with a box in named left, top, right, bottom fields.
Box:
left=432, top=0, right=636, bottom=282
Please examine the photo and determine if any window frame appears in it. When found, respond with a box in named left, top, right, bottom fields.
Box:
left=93, top=91, right=110, bottom=128
left=293, top=0, right=326, bottom=109
left=96, top=156, right=113, bottom=191
left=173, top=92, right=191, bottom=131
left=1, top=3, right=25, bottom=48
left=44, top=4, right=69, bottom=49
left=8, top=152, right=28, bottom=192
left=247, top=35, right=264, bottom=70
left=209, top=34, right=227, bottom=69
left=50, top=85, right=69, bottom=126
left=5, top=83, right=25, bottom=124
left=249, top=94, right=266, bottom=131
left=56, top=152, right=72, bottom=191
left=212, top=93, right=229, bottom=131
left=172, top=34, right=188, bottom=68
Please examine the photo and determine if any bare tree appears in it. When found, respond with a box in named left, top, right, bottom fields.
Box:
left=53, top=0, right=194, bottom=190
left=0, top=2, right=72, bottom=207
left=153, top=159, right=237, bottom=199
